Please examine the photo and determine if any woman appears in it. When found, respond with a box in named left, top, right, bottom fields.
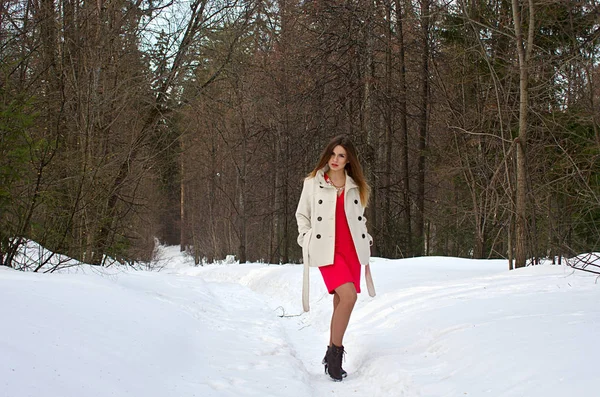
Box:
left=295, top=135, right=375, bottom=382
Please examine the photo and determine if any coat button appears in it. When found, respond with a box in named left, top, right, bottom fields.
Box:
left=358, top=216, right=362, bottom=221
left=316, top=234, right=321, bottom=239
left=317, top=216, right=322, bottom=221
left=354, top=200, right=358, bottom=204
left=362, top=234, right=366, bottom=238
left=318, top=199, right=323, bottom=204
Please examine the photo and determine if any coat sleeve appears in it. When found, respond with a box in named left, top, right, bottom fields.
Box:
left=295, top=178, right=313, bottom=247
left=363, top=214, right=374, bottom=246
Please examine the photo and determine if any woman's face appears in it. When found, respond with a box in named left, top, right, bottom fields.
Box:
left=328, top=145, right=349, bottom=171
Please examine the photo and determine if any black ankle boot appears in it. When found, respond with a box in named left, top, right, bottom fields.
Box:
left=325, top=344, right=345, bottom=381
left=323, top=346, right=347, bottom=378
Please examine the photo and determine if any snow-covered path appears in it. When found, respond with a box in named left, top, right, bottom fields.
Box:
left=173, top=253, right=600, bottom=397
left=2, top=248, right=599, bottom=397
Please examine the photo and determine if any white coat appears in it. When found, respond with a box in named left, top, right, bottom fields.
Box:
left=296, top=167, right=376, bottom=312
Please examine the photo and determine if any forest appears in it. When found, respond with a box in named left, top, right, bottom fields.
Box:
left=1, top=0, right=598, bottom=270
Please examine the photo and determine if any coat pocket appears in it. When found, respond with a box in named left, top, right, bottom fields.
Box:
left=301, top=229, right=313, bottom=266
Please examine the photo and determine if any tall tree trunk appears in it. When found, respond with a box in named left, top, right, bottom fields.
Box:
left=508, top=211, right=514, bottom=270
left=512, top=0, right=534, bottom=268
left=208, top=137, right=217, bottom=262
left=281, top=135, right=290, bottom=263
left=274, top=126, right=290, bottom=264
left=363, top=0, right=378, bottom=256
left=272, top=131, right=280, bottom=264
left=383, top=1, right=393, bottom=258
left=238, top=117, right=248, bottom=263
left=180, top=136, right=187, bottom=252
left=415, top=0, right=430, bottom=256
left=394, top=0, right=412, bottom=257
left=280, top=1, right=290, bottom=264
left=547, top=193, right=554, bottom=264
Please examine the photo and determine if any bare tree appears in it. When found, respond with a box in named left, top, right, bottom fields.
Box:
left=511, top=0, right=535, bottom=268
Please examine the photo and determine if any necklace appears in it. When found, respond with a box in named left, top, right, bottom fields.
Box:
left=326, top=176, right=345, bottom=193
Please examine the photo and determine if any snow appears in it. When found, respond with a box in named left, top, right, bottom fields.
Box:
left=1, top=245, right=599, bottom=397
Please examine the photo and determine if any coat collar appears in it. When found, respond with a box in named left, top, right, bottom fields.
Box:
left=317, top=166, right=358, bottom=190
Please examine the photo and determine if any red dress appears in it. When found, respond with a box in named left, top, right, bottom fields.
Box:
left=319, top=176, right=362, bottom=294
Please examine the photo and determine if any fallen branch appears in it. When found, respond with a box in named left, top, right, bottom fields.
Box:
left=275, top=306, right=303, bottom=318
left=566, top=253, right=600, bottom=277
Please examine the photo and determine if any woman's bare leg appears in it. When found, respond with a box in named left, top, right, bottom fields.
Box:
left=330, top=282, right=357, bottom=347
left=329, top=293, right=341, bottom=346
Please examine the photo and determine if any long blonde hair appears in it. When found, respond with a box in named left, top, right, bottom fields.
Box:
left=308, top=135, right=371, bottom=207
